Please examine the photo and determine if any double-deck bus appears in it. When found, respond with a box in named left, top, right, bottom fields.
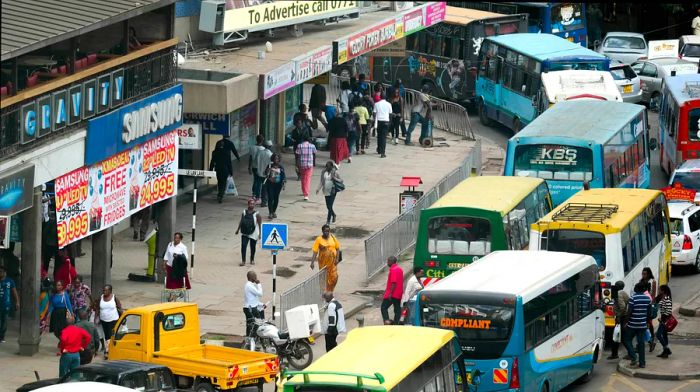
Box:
left=529, top=188, right=672, bottom=333
left=454, top=2, right=588, bottom=47
left=476, top=33, right=609, bottom=132
left=370, top=6, right=527, bottom=103
left=504, top=100, right=652, bottom=206
left=280, top=326, right=467, bottom=391
left=416, top=250, right=604, bottom=391
left=413, top=176, right=552, bottom=287
left=659, top=73, right=700, bottom=175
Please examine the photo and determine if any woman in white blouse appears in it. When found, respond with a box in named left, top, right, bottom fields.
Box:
left=163, top=232, right=191, bottom=290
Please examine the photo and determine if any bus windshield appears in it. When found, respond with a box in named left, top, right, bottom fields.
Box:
left=541, top=229, right=606, bottom=268
left=428, top=216, right=492, bottom=255
left=671, top=171, right=700, bottom=190
left=688, top=108, right=700, bottom=142
left=513, top=144, right=593, bottom=182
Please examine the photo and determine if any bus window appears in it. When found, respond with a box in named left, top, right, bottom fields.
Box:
left=689, top=108, right=700, bottom=141
left=513, top=144, right=593, bottom=182
left=427, top=217, right=492, bottom=255
left=542, top=229, right=606, bottom=269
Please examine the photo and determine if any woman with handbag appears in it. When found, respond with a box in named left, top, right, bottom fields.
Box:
left=310, top=224, right=341, bottom=292
left=317, top=161, right=343, bottom=225
left=656, top=285, right=674, bottom=358
left=47, top=280, right=74, bottom=340
left=96, top=284, right=122, bottom=358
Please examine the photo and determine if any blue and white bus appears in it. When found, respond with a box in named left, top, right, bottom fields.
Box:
left=415, top=250, right=604, bottom=392
left=455, top=2, right=589, bottom=47
left=476, top=33, right=609, bottom=132
left=503, top=100, right=651, bottom=206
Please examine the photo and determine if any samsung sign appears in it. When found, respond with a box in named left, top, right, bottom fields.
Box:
left=85, top=84, right=183, bottom=165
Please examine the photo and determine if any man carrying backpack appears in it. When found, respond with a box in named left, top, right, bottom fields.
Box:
left=236, top=198, right=262, bottom=266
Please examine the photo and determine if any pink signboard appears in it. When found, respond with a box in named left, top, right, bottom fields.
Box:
left=424, top=2, right=446, bottom=27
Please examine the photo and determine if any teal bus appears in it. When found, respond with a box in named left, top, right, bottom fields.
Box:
left=475, top=33, right=609, bottom=132
left=415, top=250, right=604, bottom=392
left=503, top=100, right=652, bottom=206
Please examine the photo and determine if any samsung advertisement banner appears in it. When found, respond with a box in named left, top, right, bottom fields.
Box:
left=85, top=84, right=184, bottom=166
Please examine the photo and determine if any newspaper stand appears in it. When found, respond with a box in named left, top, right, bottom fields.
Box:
left=399, top=176, right=423, bottom=214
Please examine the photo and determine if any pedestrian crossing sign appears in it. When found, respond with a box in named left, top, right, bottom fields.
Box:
left=261, top=223, right=288, bottom=250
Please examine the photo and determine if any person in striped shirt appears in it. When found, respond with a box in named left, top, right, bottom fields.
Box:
left=623, top=282, right=652, bottom=368
left=655, top=285, right=673, bottom=358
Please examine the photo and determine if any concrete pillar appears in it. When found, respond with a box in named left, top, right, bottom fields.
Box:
left=155, top=198, right=176, bottom=284
left=91, top=228, right=112, bottom=294
left=18, top=187, right=42, bottom=356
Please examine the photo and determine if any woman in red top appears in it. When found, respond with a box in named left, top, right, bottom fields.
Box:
left=53, top=250, right=77, bottom=286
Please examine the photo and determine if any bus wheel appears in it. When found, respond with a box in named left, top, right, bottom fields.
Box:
left=512, top=118, right=522, bottom=133
left=479, top=101, right=493, bottom=127
left=576, top=348, right=596, bottom=384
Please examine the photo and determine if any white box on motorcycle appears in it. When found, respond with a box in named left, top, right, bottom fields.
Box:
left=285, top=304, right=322, bottom=340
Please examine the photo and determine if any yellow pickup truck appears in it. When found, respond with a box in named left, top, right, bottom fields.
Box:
left=108, top=302, right=278, bottom=392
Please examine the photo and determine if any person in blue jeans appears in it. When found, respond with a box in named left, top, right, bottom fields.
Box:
left=406, top=85, right=433, bottom=145
left=623, top=282, right=652, bottom=368
left=0, top=266, right=20, bottom=343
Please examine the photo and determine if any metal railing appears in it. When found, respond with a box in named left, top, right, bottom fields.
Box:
left=327, top=74, right=475, bottom=140
left=364, top=139, right=482, bottom=282
left=277, top=267, right=328, bottom=331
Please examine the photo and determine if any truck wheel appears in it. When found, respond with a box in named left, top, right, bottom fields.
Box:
left=195, top=381, right=215, bottom=392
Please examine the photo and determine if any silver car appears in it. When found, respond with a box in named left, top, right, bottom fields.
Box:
left=597, top=32, right=647, bottom=64
left=630, top=58, right=698, bottom=108
left=609, top=61, right=642, bottom=103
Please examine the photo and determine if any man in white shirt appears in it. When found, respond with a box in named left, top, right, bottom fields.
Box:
left=401, top=267, right=424, bottom=325
left=322, top=292, right=345, bottom=352
left=373, top=95, right=392, bottom=158
left=244, top=271, right=264, bottom=336
left=693, top=8, right=700, bottom=36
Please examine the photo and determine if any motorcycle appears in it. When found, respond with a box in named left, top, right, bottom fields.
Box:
left=244, top=316, right=314, bottom=370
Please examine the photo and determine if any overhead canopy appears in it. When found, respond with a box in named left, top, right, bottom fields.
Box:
left=1, top=0, right=175, bottom=61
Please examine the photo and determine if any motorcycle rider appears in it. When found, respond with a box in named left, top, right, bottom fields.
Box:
left=322, top=292, right=346, bottom=352
left=244, top=271, right=264, bottom=337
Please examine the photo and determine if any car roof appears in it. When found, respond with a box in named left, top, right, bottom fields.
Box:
left=668, top=201, right=698, bottom=218
left=644, top=58, right=694, bottom=66
left=676, top=159, right=700, bottom=172
left=681, top=35, right=700, bottom=44
left=35, top=382, right=134, bottom=392
left=73, top=360, right=169, bottom=376
left=605, top=32, right=646, bottom=39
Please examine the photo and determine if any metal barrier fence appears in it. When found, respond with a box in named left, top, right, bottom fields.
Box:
left=277, top=267, right=327, bottom=331
left=364, top=139, right=482, bottom=282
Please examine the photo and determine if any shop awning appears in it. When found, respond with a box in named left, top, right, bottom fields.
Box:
left=1, top=0, right=175, bottom=61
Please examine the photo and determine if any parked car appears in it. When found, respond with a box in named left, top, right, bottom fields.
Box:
left=630, top=58, right=697, bottom=108
left=32, top=383, right=134, bottom=392
left=669, top=159, right=700, bottom=202
left=609, top=60, right=643, bottom=103
left=669, top=201, right=700, bottom=273
left=680, top=35, right=700, bottom=63
left=597, top=32, right=648, bottom=63
left=16, top=361, right=176, bottom=392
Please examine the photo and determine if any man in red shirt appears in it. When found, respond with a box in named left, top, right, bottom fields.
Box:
left=381, top=256, right=404, bottom=325
left=58, top=313, right=91, bottom=377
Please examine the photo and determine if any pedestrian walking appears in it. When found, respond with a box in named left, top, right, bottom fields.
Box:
left=249, top=135, right=266, bottom=204
left=53, top=250, right=77, bottom=286
left=372, top=83, right=383, bottom=103
left=373, top=94, right=392, bottom=158
left=607, top=280, right=629, bottom=360
left=257, top=141, right=273, bottom=207
left=58, top=313, right=91, bottom=377
left=357, top=74, right=370, bottom=97
left=310, top=224, right=341, bottom=292
left=322, top=292, right=345, bottom=352
left=295, top=137, right=317, bottom=201
left=75, top=309, right=99, bottom=365
left=0, top=266, right=19, bottom=343
left=337, top=81, right=353, bottom=115
left=130, top=207, right=150, bottom=240
left=236, top=198, right=262, bottom=266
left=328, top=114, right=350, bottom=165
left=381, top=256, right=403, bottom=325
left=210, top=140, right=234, bottom=203
left=693, top=8, right=700, bottom=36
left=389, top=88, right=403, bottom=145
left=345, top=106, right=360, bottom=162
left=243, top=271, right=264, bottom=337
left=656, top=284, right=673, bottom=358
left=95, top=284, right=121, bottom=358
left=264, top=153, right=286, bottom=219
left=48, top=280, right=74, bottom=340
left=163, top=233, right=191, bottom=290
left=353, top=97, right=370, bottom=154
left=290, top=114, right=312, bottom=154
left=640, top=267, right=657, bottom=352
left=317, top=161, right=343, bottom=225
left=623, top=282, right=652, bottom=368
left=401, top=267, right=424, bottom=325
left=309, top=84, right=329, bottom=130
left=69, top=274, right=92, bottom=317
left=406, top=85, right=433, bottom=145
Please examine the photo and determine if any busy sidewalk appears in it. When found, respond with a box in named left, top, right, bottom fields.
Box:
left=0, top=125, right=495, bottom=389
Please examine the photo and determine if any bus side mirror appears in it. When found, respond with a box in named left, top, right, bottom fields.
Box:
left=649, top=138, right=658, bottom=151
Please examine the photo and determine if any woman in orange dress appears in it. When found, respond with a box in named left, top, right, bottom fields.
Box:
left=310, top=224, right=340, bottom=292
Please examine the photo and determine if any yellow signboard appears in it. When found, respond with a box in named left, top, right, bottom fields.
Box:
left=223, top=1, right=358, bottom=33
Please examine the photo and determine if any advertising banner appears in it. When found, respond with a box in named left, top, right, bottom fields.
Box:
left=294, top=45, right=333, bottom=85
left=184, top=113, right=230, bottom=135
left=0, top=165, right=35, bottom=216
left=176, top=123, right=202, bottom=150
left=55, top=131, right=179, bottom=248
left=424, top=1, right=446, bottom=27
left=262, top=61, right=297, bottom=99
left=223, top=0, right=358, bottom=33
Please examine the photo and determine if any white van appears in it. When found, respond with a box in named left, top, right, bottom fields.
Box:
left=680, top=35, right=700, bottom=63
left=538, top=70, right=622, bottom=113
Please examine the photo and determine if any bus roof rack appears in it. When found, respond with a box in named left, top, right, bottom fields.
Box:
left=551, top=203, right=618, bottom=223
left=684, top=81, right=700, bottom=98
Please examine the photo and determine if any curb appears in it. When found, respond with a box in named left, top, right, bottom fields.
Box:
left=678, top=290, right=700, bottom=317
left=617, top=362, right=700, bottom=381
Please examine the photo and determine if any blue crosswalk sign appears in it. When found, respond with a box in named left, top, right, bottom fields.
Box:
left=261, top=223, right=287, bottom=250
